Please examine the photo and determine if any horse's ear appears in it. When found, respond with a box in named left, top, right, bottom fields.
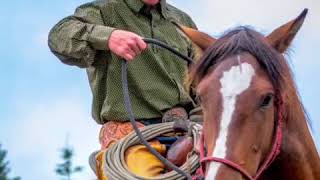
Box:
left=175, top=23, right=217, bottom=51
left=266, top=9, right=308, bottom=53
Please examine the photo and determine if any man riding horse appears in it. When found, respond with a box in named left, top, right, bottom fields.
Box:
left=49, top=0, right=320, bottom=179
left=48, top=0, right=200, bottom=179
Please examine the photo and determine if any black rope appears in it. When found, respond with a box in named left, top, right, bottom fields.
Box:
left=143, top=38, right=195, bottom=64
left=121, top=38, right=194, bottom=180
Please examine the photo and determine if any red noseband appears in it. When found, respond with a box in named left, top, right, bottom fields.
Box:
left=193, top=96, right=284, bottom=180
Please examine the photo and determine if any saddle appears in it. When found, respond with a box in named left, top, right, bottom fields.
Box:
left=162, top=107, right=202, bottom=168
left=90, top=107, right=203, bottom=179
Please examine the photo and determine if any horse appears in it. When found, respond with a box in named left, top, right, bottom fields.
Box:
left=179, top=9, right=320, bottom=180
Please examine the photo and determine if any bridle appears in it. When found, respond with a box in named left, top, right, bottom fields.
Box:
left=197, top=95, right=284, bottom=180
left=198, top=95, right=284, bottom=180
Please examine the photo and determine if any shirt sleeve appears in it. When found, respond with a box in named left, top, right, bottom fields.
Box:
left=48, top=4, right=116, bottom=68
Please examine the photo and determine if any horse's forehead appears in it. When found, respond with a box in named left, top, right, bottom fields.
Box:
left=217, top=54, right=260, bottom=76
left=220, top=62, right=255, bottom=97
left=197, top=54, right=260, bottom=96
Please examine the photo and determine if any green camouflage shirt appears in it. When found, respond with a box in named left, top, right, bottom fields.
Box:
left=48, top=0, right=197, bottom=124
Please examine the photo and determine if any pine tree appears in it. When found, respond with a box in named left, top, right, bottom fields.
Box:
left=55, top=141, right=83, bottom=180
left=0, top=144, right=20, bottom=180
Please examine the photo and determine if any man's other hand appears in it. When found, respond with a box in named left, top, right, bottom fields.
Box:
left=108, top=30, right=147, bottom=62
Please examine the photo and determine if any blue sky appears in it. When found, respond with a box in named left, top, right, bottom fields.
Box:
left=0, top=0, right=319, bottom=179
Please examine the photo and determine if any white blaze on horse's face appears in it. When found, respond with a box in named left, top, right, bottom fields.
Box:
left=206, top=62, right=255, bottom=180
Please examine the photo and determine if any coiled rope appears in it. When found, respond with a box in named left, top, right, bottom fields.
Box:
left=102, top=122, right=202, bottom=180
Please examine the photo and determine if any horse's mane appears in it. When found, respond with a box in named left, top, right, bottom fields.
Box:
left=190, top=26, right=311, bottom=128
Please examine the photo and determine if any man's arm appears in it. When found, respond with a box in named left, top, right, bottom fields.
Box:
left=48, top=3, right=148, bottom=68
left=48, top=4, right=115, bottom=68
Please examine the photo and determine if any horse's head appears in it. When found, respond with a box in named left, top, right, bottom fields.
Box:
left=181, top=9, right=308, bottom=180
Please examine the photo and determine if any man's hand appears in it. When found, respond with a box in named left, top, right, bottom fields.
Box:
left=108, top=30, right=147, bottom=62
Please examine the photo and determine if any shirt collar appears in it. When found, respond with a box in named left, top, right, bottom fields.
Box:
left=125, top=0, right=168, bottom=18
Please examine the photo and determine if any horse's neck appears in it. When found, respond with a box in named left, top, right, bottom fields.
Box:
left=263, top=116, right=320, bottom=180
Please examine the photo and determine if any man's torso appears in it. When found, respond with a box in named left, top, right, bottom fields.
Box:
left=84, top=0, right=196, bottom=123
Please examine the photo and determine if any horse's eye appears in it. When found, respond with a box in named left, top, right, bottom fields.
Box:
left=260, top=94, right=274, bottom=109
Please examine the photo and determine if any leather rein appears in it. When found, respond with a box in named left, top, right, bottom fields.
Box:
left=121, top=38, right=194, bottom=180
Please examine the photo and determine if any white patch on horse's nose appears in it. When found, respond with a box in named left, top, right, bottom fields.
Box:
left=206, top=62, right=255, bottom=180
